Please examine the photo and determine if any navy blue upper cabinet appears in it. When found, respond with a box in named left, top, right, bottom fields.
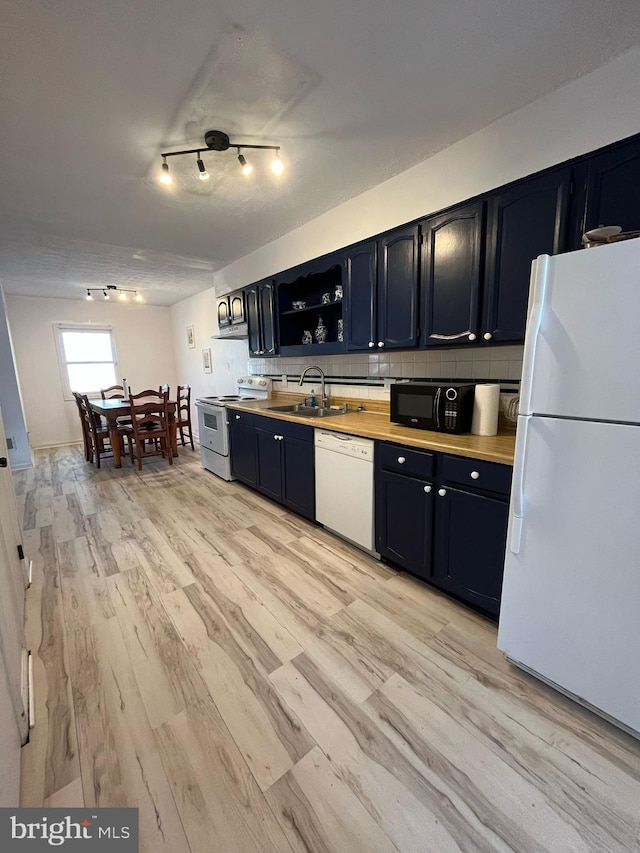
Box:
left=345, top=241, right=377, bottom=351
left=377, top=225, right=420, bottom=349
left=420, top=202, right=483, bottom=348
left=245, top=279, right=277, bottom=357
left=483, top=167, right=572, bottom=343
left=582, top=135, right=640, bottom=236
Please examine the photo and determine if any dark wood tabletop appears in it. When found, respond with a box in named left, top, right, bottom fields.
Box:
left=90, top=398, right=178, bottom=467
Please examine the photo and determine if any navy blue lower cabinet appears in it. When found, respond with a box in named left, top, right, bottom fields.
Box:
left=229, top=413, right=257, bottom=486
left=375, top=469, right=434, bottom=578
left=281, top=435, right=315, bottom=520
left=433, top=485, right=509, bottom=616
left=255, top=425, right=283, bottom=501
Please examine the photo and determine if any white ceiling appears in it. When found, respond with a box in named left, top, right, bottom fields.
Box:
left=1, top=0, right=639, bottom=306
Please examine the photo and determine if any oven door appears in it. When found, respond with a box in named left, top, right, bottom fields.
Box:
left=197, top=404, right=229, bottom=455
left=390, top=384, right=441, bottom=430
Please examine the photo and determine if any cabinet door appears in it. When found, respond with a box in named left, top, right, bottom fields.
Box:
left=217, top=296, right=230, bottom=328
left=377, top=225, right=419, bottom=349
left=255, top=426, right=282, bottom=501
left=245, top=286, right=261, bottom=355
left=230, top=291, right=245, bottom=324
left=583, top=136, right=640, bottom=235
left=229, top=418, right=258, bottom=486
left=483, top=168, right=571, bottom=343
left=420, top=203, right=483, bottom=347
left=375, top=470, right=434, bottom=578
left=259, top=281, right=277, bottom=356
left=345, top=241, right=377, bottom=351
left=433, top=486, right=508, bottom=615
left=281, top=435, right=315, bottom=519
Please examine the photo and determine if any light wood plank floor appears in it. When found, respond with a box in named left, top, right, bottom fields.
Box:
left=15, top=445, right=640, bottom=852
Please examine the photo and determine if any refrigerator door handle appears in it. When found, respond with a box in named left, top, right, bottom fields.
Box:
left=520, top=255, right=549, bottom=415
left=509, top=416, right=529, bottom=554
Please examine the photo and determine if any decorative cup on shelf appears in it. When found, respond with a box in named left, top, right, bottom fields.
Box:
left=302, top=330, right=313, bottom=345
left=321, top=292, right=331, bottom=304
left=334, top=284, right=343, bottom=301
left=337, top=318, right=344, bottom=342
left=314, top=315, right=328, bottom=344
left=292, top=300, right=306, bottom=310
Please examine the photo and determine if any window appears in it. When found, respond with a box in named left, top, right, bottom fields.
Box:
left=55, top=324, right=118, bottom=400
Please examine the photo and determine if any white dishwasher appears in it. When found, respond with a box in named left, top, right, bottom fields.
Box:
left=315, top=430, right=379, bottom=556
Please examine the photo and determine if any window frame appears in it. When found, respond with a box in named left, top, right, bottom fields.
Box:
left=54, top=323, right=119, bottom=401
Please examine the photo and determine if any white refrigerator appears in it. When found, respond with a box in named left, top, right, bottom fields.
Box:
left=497, top=238, right=640, bottom=738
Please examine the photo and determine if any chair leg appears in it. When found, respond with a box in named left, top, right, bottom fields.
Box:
left=189, top=427, right=194, bottom=451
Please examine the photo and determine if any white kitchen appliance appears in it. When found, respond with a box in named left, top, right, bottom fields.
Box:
left=315, top=430, right=379, bottom=556
left=195, top=377, right=272, bottom=480
left=497, top=239, right=640, bottom=738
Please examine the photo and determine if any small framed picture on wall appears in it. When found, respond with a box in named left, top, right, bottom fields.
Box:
left=202, top=347, right=212, bottom=373
left=186, top=324, right=196, bottom=348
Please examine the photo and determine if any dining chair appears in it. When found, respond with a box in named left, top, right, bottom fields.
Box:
left=100, top=384, right=125, bottom=399
left=79, top=394, right=133, bottom=468
left=73, top=391, right=92, bottom=461
left=159, top=384, right=170, bottom=399
left=176, top=384, right=194, bottom=450
left=128, top=389, right=173, bottom=470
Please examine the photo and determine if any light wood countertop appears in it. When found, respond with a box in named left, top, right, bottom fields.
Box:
left=226, top=396, right=516, bottom=465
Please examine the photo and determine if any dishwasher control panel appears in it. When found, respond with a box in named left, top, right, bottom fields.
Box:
left=314, top=430, right=375, bottom=461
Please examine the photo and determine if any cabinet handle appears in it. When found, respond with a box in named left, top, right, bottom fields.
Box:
left=438, top=488, right=447, bottom=497
left=235, top=415, right=241, bottom=420
left=468, top=333, right=477, bottom=341
left=378, top=341, right=385, bottom=348
left=483, top=332, right=492, bottom=341
left=423, top=485, right=432, bottom=493
left=397, top=456, right=406, bottom=464
left=431, top=330, right=473, bottom=341
left=368, top=341, right=375, bottom=348
left=470, top=471, right=480, bottom=479
left=274, top=434, right=279, bottom=440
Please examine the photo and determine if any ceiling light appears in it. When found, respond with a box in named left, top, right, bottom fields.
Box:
left=196, top=154, right=210, bottom=181
left=238, top=152, right=253, bottom=176
left=270, top=151, right=284, bottom=175
left=85, top=285, right=139, bottom=303
left=159, top=129, right=283, bottom=186
left=159, top=157, right=172, bottom=185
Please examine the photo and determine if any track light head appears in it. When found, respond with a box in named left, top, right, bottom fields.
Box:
left=86, top=290, right=93, bottom=301
left=238, top=152, right=253, bottom=176
left=196, top=155, right=210, bottom=181
left=159, top=158, right=172, bottom=185
left=135, top=293, right=143, bottom=303
left=270, top=151, right=284, bottom=175
left=119, top=291, right=128, bottom=301
left=103, top=290, right=110, bottom=300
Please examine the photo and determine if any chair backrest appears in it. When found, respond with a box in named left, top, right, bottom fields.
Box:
left=79, top=394, right=101, bottom=442
left=159, top=384, right=170, bottom=399
left=178, top=384, right=191, bottom=416
left=101, top=384, right=124, bottom=400
left=128, top=389, right=169, bottom=437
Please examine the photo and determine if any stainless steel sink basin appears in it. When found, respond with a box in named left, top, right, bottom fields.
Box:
left=266, top=404, right=346, bottom=418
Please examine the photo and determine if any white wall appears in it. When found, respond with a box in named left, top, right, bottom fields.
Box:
left=6, top=296, right=178, bottom=449
left=174, top=46, right=640, bottom=395
left=0, top=285, right=31, bottom=469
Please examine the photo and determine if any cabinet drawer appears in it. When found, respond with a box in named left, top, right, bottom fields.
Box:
left=229, top=411, right=254, bottom=428
left=254, top=414, right=313, bottom=442
left=377, top=442, right=435, bottom=479
left=442, top=454, right=512, bottom=495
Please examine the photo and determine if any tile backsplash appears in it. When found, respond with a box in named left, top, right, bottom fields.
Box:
left=248, top=346, right=523, bottom=401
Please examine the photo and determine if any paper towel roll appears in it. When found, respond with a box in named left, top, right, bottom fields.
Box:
left=471, top=384, right=500, bottom=436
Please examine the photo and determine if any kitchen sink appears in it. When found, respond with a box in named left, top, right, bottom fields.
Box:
left=266, top=404, right=346, bottom=418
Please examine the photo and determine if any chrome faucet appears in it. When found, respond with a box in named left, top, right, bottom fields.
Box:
left=299, top=365, right=328, bottom=407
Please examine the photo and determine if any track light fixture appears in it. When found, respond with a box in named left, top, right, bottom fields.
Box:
left=85, top=285, right=143, bottom=303
left=159, top=129, right=283, bottom=186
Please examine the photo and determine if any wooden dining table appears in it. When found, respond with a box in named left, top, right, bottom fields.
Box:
left=89, top=398, right=178, bottom=468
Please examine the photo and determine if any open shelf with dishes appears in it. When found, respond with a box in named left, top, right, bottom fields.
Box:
left=276, top=257, right=346, bottom=354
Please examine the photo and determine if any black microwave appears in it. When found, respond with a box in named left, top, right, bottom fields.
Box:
left=390, top=382, right=475, bottom=433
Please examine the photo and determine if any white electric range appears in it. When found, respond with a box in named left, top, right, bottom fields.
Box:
left=195, top=377, right=272, bottom=480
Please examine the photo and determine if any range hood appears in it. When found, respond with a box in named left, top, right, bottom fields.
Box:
left=211, top=322, right=249, bottom=340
